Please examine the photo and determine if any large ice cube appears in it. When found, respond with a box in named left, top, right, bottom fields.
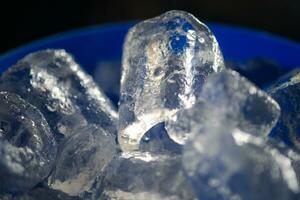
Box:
left=184, top=127, right=300, bottom=200
left=268, top=69, right=300, bottom=149
left=48, top=124, right=116, bottom=196
left=166, top=69, right=280, bottom=144
left=0, top=92, right=57, bottom=192
left=0, top=49, right=117, bottom=143
left=92, top=152, right=196, bottom=200
left=119, top=10, right=224, bottom=151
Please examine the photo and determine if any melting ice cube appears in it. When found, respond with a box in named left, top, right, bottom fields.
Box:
left=166, top=69, right=281, bottom=144
left=48, top=124, right=116, bottom=196
left=0, top=91, right=57, bottom=192
left=93, top=152, right=195, bottom=200
left=119, top=10, right=224, bottom=151
left=0, top=49, right=118, bottom=143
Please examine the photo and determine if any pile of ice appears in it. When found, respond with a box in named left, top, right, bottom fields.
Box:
left=0, top=10, right=300, bottom=200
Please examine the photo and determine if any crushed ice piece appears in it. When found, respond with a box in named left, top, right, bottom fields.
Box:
left=139, top=122, right=182, bottom=155
left=92, top=152, right=196, bottom=200
left=183, top=113, right=300, bottom=199
left=268, top=68, right=300, bottom=149
left=227, top=58, right=287, bottom=88
left=119, top=10, right=225, bottom=151
left=48, top=124, right=116, bottom=196
left=0, top=187, right=82, bottom=200
left=0, top=91, right=57, bottom=192
left=0, top=49, right=118, bottom=143
left=166, top=69, right=280, bottom=144
left=93, top=60, right=121, bottom=106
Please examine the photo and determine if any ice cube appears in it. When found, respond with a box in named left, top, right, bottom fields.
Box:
left=0, top=49, right=118, bottom=143
left=166, top=69, right=280, bottom=144
left=92, top=152, right=196, bottom=200
left=0, top=187, right=82, bottom=200
left=48, top=124, right=116, bottom=196
left=268, top=69, right=300, bottom=149
left=119, top=10, right=225, bottom=151
left=0, top=91, right=57, bottom=192
left=184, top=126, right=300, bottom=200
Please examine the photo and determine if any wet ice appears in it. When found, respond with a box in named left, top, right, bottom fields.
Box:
left=118, top=10, right=224, bottom=151
left=166, top=69, right=280, bottom=144
left=0, top=92, right=57, bottom=192
left=94, top=152, right=195, bottom=200
left=172, top=69, right=300, bottom=199
left=0, top=49, right=118, bottom=143
left=48, top=124, right=116, bottom=196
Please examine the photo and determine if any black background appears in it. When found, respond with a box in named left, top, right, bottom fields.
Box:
left=0, top=0, right=299, bottom=54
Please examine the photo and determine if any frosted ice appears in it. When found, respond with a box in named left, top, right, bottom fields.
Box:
left=93, top=152, right=196, bottom=200
left=48, top=124, right=116, bottom=196
left=268, top=69, right=300, bottom=149
left=184, top=128, right=300, bottom=200
left=119, top=10, right=224, bottom=151
left=182, top=101, right=299, bottom=199
left=0, top=49, right=118, bottom=143
left=0, top=92, right=57, bottom=192
left=166, top=69, right=281, bottom=144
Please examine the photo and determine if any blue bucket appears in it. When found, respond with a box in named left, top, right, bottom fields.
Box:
left=0, top=22, right=300, bottom=75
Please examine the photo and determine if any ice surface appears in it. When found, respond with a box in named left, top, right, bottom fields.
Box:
left=184, top=127, right=300, bottom=200
left=0, top=187, right=82, bottom=200
left=0, top=92, right=57, bottom=192
left=48, top=124, right=116, bottom=196
left=119, top=10, right=225, bottom=151
left=268, top=69, right=300, bottom=149
left=181, top=97, right=299, bottom=199
left=166, top=69, right=281, bottom=144
left=0, top=49, right=118, bottom=143
left=93, top=152, right=196, bottom=200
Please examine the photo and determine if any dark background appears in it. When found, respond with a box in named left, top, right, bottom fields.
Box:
left=0, top=0, right=299, bottom=54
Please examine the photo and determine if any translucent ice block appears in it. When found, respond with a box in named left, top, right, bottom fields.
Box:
left=48, top=124, right=116, bottom=196
left=0, top=91, right=57, bottom=192
left=0, top=49, right=118, bottom=143
left=166, top=69, right=280, bottom=144
left=93, top=152, right=195, bottom=200
left=119, top=10, right=224, bottom=151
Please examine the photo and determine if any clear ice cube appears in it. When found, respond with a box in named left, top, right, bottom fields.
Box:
left=184, top=127, right=300, bottom=200
left=0, top=91, right=57, bottom=192
left=119, top=10, right=225, bottom=151
left=166, top=69, right=281, bottom=144
left=48, top=124, right=116, bottom=196
left=0, top=49, right=118, bottom=143
left=180, top=95, right=299, bottom=199
left=268, top=69, right=300, bottom=149
left=93, top=152, right=195, bottom=200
